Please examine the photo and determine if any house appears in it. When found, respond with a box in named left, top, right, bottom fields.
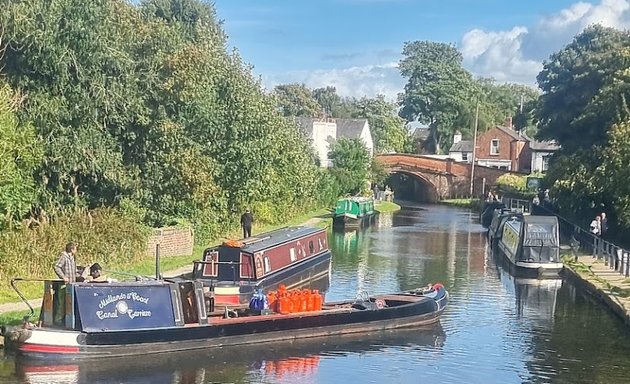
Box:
left=447, top=119, right=560, bottom=173
left=474, top=123, right=531, bottom=172
left=529, top=140, right=559, bottom=173
left=448, top=131, right=473, bottom=163
left=293, top=117, right=374, bottom=167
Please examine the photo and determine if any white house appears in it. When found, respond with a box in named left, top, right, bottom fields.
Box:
left=448, top=131, right=473, bottom=163
left=529, top=140, right=559, bottom=173
left=294, top=117, right=374, bottom=167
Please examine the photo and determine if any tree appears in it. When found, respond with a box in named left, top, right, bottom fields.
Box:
left=0, top=83, right=42, bottom=224
left=328, top=138, right=370, bottom=195
left=272, top=83, right=322, bottom=117
left=536, top=25, right=630, bottom=152
left=352, top=95, right=408, bottom=154
left=312, top=86, right=342, bottom=117
left=398, top=41, right=476, bottom=154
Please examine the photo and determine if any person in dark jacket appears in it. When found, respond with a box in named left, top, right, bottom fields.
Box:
left=241, top=209, right=253, bottom=238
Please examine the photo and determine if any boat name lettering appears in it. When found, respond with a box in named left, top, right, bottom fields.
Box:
left=96, top=309, right=152, bottom=320
left=98, top=292, right=150, bottom=309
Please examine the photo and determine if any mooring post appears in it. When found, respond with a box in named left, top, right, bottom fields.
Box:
left=156, top=243, right=161, bottom=280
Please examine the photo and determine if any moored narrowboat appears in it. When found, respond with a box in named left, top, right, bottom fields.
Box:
left=2, top=278, right=449, bottom=361
left=192, top=226, right=331, bottom=305
left=487, top=209, right=524, bottom=249
left=496, top=215, right=563, bottom=278
left=332, top=197, right=378, bottom=229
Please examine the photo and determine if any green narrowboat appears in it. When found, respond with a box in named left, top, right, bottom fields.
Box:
left=332, top=197, right=378, bottom=228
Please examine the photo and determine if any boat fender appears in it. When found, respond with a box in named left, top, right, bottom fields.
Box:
left=375, top=299, right=386, bottom=309
left=224, top=307, right=239, bottom=319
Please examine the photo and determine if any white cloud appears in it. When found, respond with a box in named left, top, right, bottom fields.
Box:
left=264, top=0, right=630, bottom=99
left=462, top=0, right=630, bottom=83
left=263, top=62, right=404, bottom=101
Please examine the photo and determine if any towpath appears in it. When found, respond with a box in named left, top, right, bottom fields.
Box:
left=565, top=253, right=630, bottom=324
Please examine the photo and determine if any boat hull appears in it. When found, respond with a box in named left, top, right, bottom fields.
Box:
left=332, top=212, right=378, bottom=229
left=6, top=288, right=448, bottom=361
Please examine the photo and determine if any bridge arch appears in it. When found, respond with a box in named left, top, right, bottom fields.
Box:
left=376, top=153, right=519, bottom=201
left=386, top=170, right=440, bottom=203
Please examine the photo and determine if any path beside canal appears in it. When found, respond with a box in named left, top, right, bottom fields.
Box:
left=565, top=253, right=630, bottom=325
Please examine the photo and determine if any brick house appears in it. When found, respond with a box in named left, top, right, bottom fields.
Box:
left=475, top=124, right=531, bottom=172
left=448, top=119, right=560, bottom=173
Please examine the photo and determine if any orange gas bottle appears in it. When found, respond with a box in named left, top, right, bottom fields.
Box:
left=300, top=290, right=308, bottom=312
left=313, top=290, right=323, bottom=310
left=278, top=295, right=291, bottom=314
left=306, top=290, right=315, bottom=311
left=291, top=291, right=301, bottom=313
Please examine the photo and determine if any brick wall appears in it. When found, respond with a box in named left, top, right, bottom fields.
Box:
left=146, top=227, right=194, bottom=258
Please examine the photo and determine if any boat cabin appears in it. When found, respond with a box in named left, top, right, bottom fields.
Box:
left=192, top=226, right=331, bottom=304
left=500, top=215, right=560, bottom=264
left=334, top=197, right=375, bottom=218
left=488, top=209, right=523, bottom=247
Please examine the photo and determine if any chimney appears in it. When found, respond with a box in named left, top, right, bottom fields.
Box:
left=504, top=117, right=513, bottom=129
left=453, top=131, right=462, bottom=144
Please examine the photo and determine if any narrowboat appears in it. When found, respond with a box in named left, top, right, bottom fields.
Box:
left=332, top=197, right=378, bottom=229
left=2, top=278, right=448, bottom=361
left=487, top=209, right=523, bottom=249
left=192, top=226, right=331, bottom=305
left=495, top=215, right=563, bottom=278
left=479, top=201, right=505, bottom=228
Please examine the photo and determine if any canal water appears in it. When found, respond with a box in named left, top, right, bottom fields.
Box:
left=3, top=205, right=630, bottom=384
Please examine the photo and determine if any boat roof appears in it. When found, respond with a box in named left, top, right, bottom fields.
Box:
left=227, top=226, right=325, bottom=253
left=338, top=196, right=373, bottom=203
left=523, top=215, right=558, bottom=225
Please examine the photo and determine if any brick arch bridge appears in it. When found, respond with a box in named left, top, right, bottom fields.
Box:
left=376, top=154, right=521, bottom=203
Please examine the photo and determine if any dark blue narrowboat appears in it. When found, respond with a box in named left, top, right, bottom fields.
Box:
left=2, top=278, right=449, bottom=361
left=192, top=226, right=332, bottom=305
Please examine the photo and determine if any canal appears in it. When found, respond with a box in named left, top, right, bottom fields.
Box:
left=3, top=205, right=630, bottom=383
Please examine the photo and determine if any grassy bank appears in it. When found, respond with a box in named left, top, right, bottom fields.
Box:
left=439, top=198, right=482, bottom=211
left=0, top=206, right=334, bottom=309
left=375, top=201, right=401, bottom=213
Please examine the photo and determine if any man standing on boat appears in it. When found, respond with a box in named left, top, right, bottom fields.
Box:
left=241, top=209, right=253, bottom=238
left=53, top=242, right=78, bottom=325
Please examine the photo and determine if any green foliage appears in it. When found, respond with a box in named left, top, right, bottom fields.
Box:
left=0, top=84, right=42, bottom=225
left=352, top=95, right=409, bottom=153
left=496, top=174, right=527, bottom=194
left=398, top=41, right=477, bottom=154
left=537, top=25, right=630, bottom=151
left=0, top=0, right=323, bottom=245
left=328, top=138, right=371, bottom=195
left=273, top=83, right=322, bottom=117
left=0, top=209, right=149, bottom=289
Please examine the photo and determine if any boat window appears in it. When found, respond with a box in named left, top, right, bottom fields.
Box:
left=290, top=248, right=297, bottom=262
left=241, top=253, right=254, bottom=278
left=202, top=250, right=219, bottom=277
left=264, top=256, right=271, bottom=273
left=318, top=238, right=323, bottom=251
left=309, top=240, right=314, bottom=254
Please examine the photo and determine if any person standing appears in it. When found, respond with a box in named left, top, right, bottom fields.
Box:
left=53, top=242, right=77, bottom=325
left=241, top=209, right=253, bottom=239
left=54, top=242, right=77, bottom=283
left=600, top=212, right=609, bottom=238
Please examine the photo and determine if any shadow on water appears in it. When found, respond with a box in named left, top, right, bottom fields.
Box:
left=10, top=325, right=446, bottom=384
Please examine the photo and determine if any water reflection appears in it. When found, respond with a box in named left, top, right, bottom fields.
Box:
left=14, top=326, right=446, bottom=384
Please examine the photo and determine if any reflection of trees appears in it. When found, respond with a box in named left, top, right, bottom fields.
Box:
left=522, top=283, right=630, bottom=384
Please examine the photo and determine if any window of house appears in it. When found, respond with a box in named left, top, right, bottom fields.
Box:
left=542, top=155, right=550, bottom=172
left=490, top=139, right=500, bottom=155
left=461, top=152, right=469, bottom=161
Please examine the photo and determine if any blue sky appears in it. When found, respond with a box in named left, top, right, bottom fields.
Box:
left=213, top=0, right=630, bottom=99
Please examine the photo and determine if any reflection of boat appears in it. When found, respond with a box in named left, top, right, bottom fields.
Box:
left=495, top=215, right=563, bottom=278
left=332, top=197, right=378, bottom=229
left=15, top=324, right=446, bottom=384
left=192, top=226, right=331, bottom=305
left=495, top=265, right=561, bottom=322
left=4, top=279, right=448, bottom=361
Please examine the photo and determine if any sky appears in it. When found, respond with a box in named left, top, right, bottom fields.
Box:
left=213, top=0, right=630, bottom=100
